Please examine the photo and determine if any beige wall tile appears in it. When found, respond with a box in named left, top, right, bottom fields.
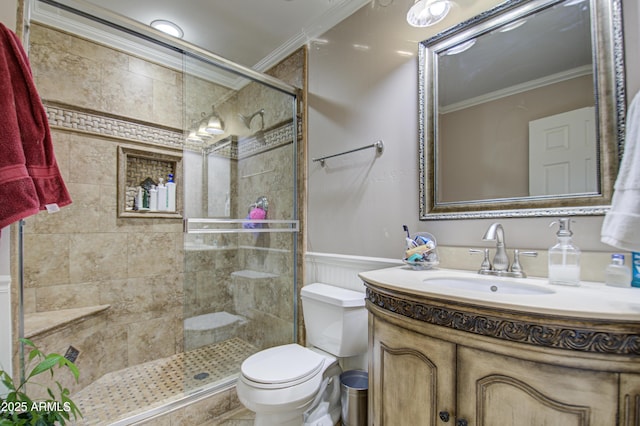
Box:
left=127, top=315, right=180, bottom=364
left=99, top=183, right=118, bottom=230
left=149, top=273, right=184, bottom=315
left=30, top=27, right=103, bottom=109
left=49, top=130, right=71, bottom=183
left=22, top=288, right=36, bottom=314
left=127, top=232, right=180, bottom=277
left=128, top=55, right=178, bottom=85
left=153, top=78, right=183, bottom=129
left=36, top=282, right=100, bottom=311
left=68, top=133, right=116, bottom=185
left=100, top=278, right=156, bottom=325
left=101, top=66, right=154, bottom=121
left=69, top=233, right=129, bottom=282
left=23, top=233, right=70, bottom=287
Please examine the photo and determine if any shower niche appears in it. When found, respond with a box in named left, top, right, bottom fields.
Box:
left=117, top=145, right=183, bottom=218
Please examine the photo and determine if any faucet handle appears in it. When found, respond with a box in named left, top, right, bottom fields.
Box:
left=510, top=249, right=538, bottom=277
left=469, top=248, right=491, bottom=272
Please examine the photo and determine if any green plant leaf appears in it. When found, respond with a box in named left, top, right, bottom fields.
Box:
left=0, top=371, right=15, bottom=391
left=26, top=354, right=64, bottom=380
left=3, top=340, right=84, bottom=423
left=56, top=357, right=80, bottom=382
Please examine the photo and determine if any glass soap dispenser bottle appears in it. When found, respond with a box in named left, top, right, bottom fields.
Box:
left=548, top=218, right=581, bottom=286
left=605, top=254, right=631, bottom=287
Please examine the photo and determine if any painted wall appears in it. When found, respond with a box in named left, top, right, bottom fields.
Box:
left=0, top=1, right=16, bottom=31
left=308, top=0, right=640, bottom=264
left=439, top=75, right=593, bottom=202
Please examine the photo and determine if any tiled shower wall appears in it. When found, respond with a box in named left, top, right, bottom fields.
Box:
left=19, top=21, right=305, bottom=394
left=22, top=23, right=187, bottom=391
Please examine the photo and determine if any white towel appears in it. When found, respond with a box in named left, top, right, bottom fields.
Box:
left=601, top=91, right=640, bottom=251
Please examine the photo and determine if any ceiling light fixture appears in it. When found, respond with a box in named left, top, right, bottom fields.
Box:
left=406, top=0, right=451, bottom=27
left=205, top=106, right=225, bottom=135
left=186, top=105, right=226, bottom=144
left=150, top=19, right=184, bottom=38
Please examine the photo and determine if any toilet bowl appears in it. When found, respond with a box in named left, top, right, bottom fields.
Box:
left=236, top=283, right=368, bottom=426
left=237, top=344, right=341, bottom=426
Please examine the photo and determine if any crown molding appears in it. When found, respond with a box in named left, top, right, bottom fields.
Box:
left=254, top=0, right=370, bottom=72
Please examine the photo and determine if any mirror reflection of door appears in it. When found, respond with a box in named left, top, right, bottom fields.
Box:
left=528, top=106, right=597, bottom=196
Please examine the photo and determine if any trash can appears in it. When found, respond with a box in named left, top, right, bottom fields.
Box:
left=340, top=370, right=368, bottom=426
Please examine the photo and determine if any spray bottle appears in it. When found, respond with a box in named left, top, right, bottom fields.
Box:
left=633, top=252, right=640, bottom=288
left=548, top=218, right=581, bottom=286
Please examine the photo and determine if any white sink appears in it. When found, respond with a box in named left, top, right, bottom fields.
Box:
left=423, top=277, right=556, bottom=295
left=359, top=267, right=638, bottom=320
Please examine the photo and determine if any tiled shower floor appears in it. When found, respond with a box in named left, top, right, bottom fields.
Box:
left=70, top=338, right=257, bottom=425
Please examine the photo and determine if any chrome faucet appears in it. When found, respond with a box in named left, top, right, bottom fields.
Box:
left=482, top=223, right=509, bottom=272
left=470, top=222, right=538, bottom=278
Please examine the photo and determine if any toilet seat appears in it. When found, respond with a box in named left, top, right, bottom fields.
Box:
left=241, top=344, right=326, bottom=389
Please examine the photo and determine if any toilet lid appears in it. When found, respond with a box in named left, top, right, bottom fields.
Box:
left=241, top=344, right=325, bottom=386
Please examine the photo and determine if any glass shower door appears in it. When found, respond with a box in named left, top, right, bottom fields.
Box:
left=181, top=53, right=299, bottom=393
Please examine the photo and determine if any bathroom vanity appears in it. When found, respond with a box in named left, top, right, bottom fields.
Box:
left=360, top=267, right=640, bottom=426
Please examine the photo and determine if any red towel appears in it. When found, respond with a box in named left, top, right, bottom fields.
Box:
left=0, top=23, right=71, bottom=229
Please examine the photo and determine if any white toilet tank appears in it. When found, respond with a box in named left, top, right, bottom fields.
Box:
left=301, top=283, right=368, bottom=357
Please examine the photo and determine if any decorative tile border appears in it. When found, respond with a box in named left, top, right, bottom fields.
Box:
left=366, top=286, right=640, bottom=356
left=238, top=121, right=298, bottom=158
left=45, top=103, right=301, bottom=161
left=44, top=103, right=184, bottom=149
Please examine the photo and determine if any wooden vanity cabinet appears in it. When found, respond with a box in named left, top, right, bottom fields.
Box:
left=620, top=374, right=640, bottom=426
left=457, top=346, right=618, bottom=425
left=369, top=317, right=456, bottom=426
left=365, top=281, right=640, bottom=426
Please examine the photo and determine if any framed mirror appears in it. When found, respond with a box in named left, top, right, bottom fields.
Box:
left=419, top=0, right=626, bottom=220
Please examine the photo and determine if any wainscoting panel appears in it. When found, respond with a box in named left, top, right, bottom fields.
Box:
left=304, top=252, right=400, bottom=292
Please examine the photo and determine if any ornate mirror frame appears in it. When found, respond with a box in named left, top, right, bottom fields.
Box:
left=418, top=0, right=626, bottom=220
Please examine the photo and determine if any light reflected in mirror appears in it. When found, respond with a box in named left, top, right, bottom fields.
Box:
left=419, top=0, right=626, bottom=219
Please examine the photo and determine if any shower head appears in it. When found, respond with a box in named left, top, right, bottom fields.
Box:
left=239, top=109, right=265, bottom=129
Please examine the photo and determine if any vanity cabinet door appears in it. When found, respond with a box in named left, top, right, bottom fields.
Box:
left=620, top=373, right=640, bottom=426
left=456, top=346, right=619, bottom=426
left=369, top=317, right=456, bottom=426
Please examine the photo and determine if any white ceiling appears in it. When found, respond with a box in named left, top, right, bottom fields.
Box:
left=33, top=0, right=592, bottom=103
left=80, top=0, right=370, bottom=71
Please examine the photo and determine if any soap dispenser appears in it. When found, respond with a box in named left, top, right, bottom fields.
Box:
left=548, top=218, right=581, bottom=286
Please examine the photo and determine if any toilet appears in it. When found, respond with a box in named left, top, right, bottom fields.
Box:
left=236, top=283, right=368, bottom=426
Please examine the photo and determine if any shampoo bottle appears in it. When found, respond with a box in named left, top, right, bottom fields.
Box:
left=157, top=178, right=167, bottom=211
left=136, top=187, right=148, bottom=211
left=149, top=185, right=158, bottom=211
left=548, top=218, right=581, bottom=286
left=166, top=173, right=176, bottom=212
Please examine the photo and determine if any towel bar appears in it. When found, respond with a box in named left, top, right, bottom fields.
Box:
left=312, top=140, right=384, bottom=167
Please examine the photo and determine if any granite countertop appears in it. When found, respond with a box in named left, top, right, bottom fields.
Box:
left=359, top=266, right=640, bottom=321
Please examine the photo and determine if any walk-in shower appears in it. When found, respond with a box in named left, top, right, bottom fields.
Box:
left=17, top=0, right=300, bottom=423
